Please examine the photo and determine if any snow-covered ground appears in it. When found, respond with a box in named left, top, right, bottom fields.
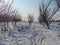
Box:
left=0, top=22, right=60, bottom=45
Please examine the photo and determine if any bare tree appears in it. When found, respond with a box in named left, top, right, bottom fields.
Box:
left=12, top=10, right=22, bottom=25
left=6, top=0, right=14, bottom=27
left=38, top=0, right=58, bottom=29
left=27, top=14, right=34, bottom=26
left=54, top=0, right=60, bottom=8
left=0, top=0, right=22, bottom=27
left=0, top=0, right=14, bottom=24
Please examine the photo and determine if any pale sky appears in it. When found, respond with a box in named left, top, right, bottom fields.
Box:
left=13, top=0, right=41, bottom=20
left=4, top=0, right=60, bottom=20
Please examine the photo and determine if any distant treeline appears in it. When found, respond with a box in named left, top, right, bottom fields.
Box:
left=0, top=14, right=21, bottom=22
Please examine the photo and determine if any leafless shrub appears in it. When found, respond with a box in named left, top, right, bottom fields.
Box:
left=27, top=14, right=34, bottom=26
left=13, top=13, right=22, bottom=25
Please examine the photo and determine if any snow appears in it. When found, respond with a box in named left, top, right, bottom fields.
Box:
left=0, top=22, right=60, bottom=45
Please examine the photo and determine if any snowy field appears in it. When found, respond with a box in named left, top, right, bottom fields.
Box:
left=0, top=22, right=60, bottom=45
